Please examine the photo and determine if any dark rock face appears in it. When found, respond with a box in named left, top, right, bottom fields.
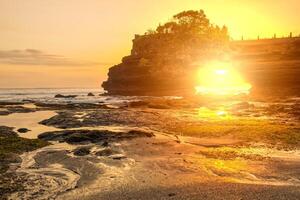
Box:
left=102, top=57, right=196, bottom=96
left=87, top=92, right=95, bottom=96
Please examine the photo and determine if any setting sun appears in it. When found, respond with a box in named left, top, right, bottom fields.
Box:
left=0, top=1, right=299, bottom=199
left=195, top=61, right=252, bottom=96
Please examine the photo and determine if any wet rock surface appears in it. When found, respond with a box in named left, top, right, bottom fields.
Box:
left=34, top=98, right=300, bottom=149
left=38, top=129, right=154, bottom=144
left=0, top=104, right=37, bottom=116
left=39, top=111, right=83, bottom=129
left=35, top=102, right=110, bottom=110
left=38, top=108, right=175, bottom=129
left=73, top=146, right=91, bottom=156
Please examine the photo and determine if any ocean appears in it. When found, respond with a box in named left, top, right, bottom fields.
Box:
left=0, top=88, right=179, bottom=105
left=0, top=88, right=105, bottom=103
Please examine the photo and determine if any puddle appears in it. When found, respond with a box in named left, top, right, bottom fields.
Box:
left=0, top=110, right=59, bottom=139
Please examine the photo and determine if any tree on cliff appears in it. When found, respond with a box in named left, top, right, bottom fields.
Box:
left=134, top=9, right=229, bottom=59
left=157, top=10, right=211, bottom=34
left=156, top=10, right=228, bottom=40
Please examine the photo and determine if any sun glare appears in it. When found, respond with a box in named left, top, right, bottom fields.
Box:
left=195, top=61, right=252, bottom=96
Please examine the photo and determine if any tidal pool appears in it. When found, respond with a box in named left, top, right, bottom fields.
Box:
left=0, top=110, right=59, bottom=139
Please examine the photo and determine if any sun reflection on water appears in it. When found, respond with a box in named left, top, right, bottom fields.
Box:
left=197, top=107, right=231, bottom=120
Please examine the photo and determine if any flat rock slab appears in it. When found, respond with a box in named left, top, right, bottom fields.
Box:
left=38, top=129, right=154, bottom=144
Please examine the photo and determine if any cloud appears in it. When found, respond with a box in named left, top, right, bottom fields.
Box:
left=0, top=49, right=110, bottom=67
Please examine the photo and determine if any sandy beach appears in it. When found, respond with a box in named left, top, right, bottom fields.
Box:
left=0, top=92, right=299, bottom=200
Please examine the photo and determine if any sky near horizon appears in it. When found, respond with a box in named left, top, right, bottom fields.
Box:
left=0, top=0, right=299, bottom=88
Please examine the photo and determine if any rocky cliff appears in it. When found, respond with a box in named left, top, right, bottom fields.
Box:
left=102, top=10, right=229, bottom=96
left=232, top=37, right=300, bottom=96
left=102, top=10, right=300, bottom=96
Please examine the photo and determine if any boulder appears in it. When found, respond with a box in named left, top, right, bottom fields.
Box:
left=17, top=128, right=31, bottom=133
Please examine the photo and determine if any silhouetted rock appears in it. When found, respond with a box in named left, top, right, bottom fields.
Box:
left=102, top=10, right=229, bottom=96
left=87, top=92, right=95, bottom=96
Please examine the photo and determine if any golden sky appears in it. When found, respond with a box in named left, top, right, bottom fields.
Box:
left=0, top=0, right=299, bottom=88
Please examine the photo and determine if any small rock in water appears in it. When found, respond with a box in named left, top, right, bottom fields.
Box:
left=87, top=92, right=95, bottom=96
left=73, top=146, right=91, bottom=156
left=54, top=94, right=77, bottom=98
left=17, top=128, right=31, bottom=133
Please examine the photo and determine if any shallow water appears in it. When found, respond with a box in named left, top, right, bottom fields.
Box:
left=0, top=110, right=59, bottom=139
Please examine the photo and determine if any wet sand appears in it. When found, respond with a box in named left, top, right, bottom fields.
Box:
left=11, top=132, right=300, bottom=200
